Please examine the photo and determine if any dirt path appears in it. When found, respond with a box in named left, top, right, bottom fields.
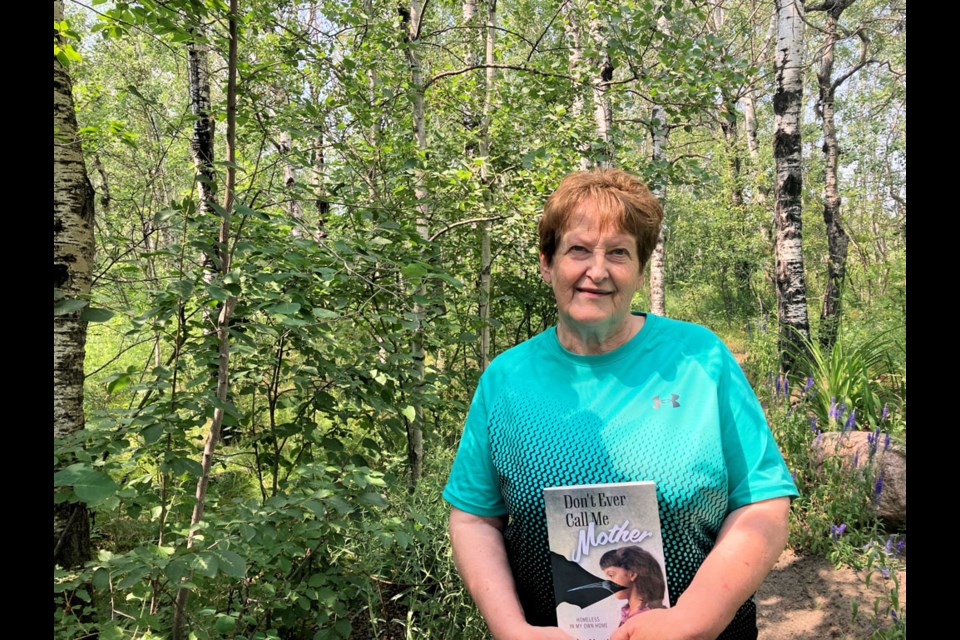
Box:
left=756, top=549, right=906, bottom=639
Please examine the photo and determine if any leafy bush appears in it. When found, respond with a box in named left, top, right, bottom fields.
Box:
left=790, top=327, right=905, bottom=434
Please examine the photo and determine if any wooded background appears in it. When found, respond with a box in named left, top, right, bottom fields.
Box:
left=54, top=1, right=905, bottom=638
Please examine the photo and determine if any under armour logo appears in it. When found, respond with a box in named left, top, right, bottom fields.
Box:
left=653, top=394, right=680, bottom=409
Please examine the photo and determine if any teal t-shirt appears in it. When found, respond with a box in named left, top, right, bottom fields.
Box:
left=443, top=313, right=798, bottom=637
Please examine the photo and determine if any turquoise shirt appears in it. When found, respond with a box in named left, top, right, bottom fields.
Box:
left=443, top=313, right=798, bottom=636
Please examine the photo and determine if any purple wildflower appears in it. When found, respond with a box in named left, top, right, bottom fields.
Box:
left=830, top=523, right=847, bottom=541
left=808, top=416, right=818, bottom=433
left=816, top=431, right=823, bottom=446
left=874, top=472, right=884, bottom=499
left=879, top=565, right=890, bottom=579
left=804, top=376, right=814, bottom=392
left=775, top=376, right=782, bottom=397
left=828, top=397, right=839, bottom=421
left=895, top=538, right=905, bottom=556
left=852, top=451, right=859, bottom=468
left=881, top=403, right=889, bottom=422
left=884, top=432, right=891, bottom=451
left=844, top=409, right=856, bottom=431
left=885, top=536, right=894, bottom=554
left=783, top=376, right=790, bottom=398
left=890, top=609, right=898, bottom=623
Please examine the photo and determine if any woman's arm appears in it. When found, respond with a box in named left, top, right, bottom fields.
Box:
left=610, top=496, right=790, bottom=640
left=449, top=507, right=573, bottom=640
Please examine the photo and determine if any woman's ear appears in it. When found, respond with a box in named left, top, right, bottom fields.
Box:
left=539, top=253, right=553, bottom=283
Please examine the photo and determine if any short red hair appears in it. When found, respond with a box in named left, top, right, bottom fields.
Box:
left=539, top=168, right=663, bottom=270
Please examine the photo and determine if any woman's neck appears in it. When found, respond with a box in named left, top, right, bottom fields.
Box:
left=556, top=313, right=645, bottom=355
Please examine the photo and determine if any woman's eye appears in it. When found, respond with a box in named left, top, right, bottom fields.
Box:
left=570, top=245, right=589, bottom=253
left=610, top=248, right=629, bottom=257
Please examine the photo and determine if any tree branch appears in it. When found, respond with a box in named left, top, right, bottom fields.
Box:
left=426, top=64, right=572, bottom=90
left=428, top=216, right=504, bottom=242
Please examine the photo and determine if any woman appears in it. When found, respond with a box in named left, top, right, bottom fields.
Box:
left=443, top=168, right=797, bottom=640
left=599, top=546, right=667, bottom=626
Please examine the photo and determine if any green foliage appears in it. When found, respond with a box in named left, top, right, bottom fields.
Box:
left=57, top=0, right=905, bottom=637
left=790, top=327, right=905, bottom=434
left=760, top=339, right=906, bottom=637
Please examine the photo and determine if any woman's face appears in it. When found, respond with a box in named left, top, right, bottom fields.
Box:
left=539, top=205, right=643, bottom=343
left=604, top=565, right=637, bottom=600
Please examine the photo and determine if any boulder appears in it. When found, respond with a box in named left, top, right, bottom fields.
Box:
left=811, top=430, right=906, bottom=530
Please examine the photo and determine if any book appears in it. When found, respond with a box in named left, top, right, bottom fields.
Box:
left=543, top=481, right=670, bottom=640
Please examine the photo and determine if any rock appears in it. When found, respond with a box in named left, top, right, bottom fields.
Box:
left=811, top=431, right=906, bottom=530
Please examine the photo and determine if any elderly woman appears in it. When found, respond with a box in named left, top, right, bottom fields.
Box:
left=442, top=168, right=797, bottom=640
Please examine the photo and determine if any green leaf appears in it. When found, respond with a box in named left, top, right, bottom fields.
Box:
left=169, top=279, right=195, bottom=299
left=205, top=285, right=231, bottom=301
left=311, top=307, right=339, bottom=319
left=215, top=615, right=237, bottom=634
left=81, top=307, right=115, bottom=322
left=106, top=373, right=131, bottom=394
left=164, top=557, right=190, bottom=582
left=54, top=463, right=118, bottom=506
left=169, top=457, right=203, bottom=477
left=216, top=550, right=246, bottom=579
left=334, top=620, right=352, bottom=638
left=265, top=302, right=301, bottom=315
left=54, top=299, right=88, bottom=315
left=153, top=207, right=179, bottom=224
left=401, top=263, right=428, bottom=279
left=195, top=552, right=219, bottom=578
left=358, top=492, right=388, bottom=509
left=401, top=405, right=416, bottom=422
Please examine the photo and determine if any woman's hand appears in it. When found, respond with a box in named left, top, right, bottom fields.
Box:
left=612, top=497, right=790, bottom=640
left=450, top=507, right=574, bottom=640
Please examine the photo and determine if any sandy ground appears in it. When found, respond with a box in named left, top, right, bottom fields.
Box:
left=756, top=549, right=906, bottom=639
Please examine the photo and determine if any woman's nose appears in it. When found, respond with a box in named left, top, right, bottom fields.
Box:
left=586, top=251, right=608, bottom=281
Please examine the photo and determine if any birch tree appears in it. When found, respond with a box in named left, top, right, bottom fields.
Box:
left=772, top=0, right=811, bottom=371
left=54, top=0, right=94, bottom=570
left=477, top=0, right=497, bottom=371
left=400, top=0, right=429, bottom=485
left=172, top=1, right=238, bottom=636
left=808, top=0, right=869, bottom=350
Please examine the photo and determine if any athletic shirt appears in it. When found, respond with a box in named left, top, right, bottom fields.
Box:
left=443, top=313, right=798, bottom=639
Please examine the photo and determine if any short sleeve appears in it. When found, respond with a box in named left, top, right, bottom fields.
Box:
left=442, top=378, right=509, bottom=517
left=717, top=346, right=799, bottom=512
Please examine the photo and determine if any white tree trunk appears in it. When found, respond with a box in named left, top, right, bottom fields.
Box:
left=589, top=16, right=613, bottom=166
left=172, top=2, right=238, bottom=636
left=54, top=0, right=93, bottom=569
left=648, top=104, right=668, bottom=317
left=402, top=0, right=428, bottom=486
left=813, top=0, right=862, bottom=351
left=561, top=1, right=590, bottom=170
left=478, top=0, right=497, bottom=371
left=772, top=0, right=811, bottom=371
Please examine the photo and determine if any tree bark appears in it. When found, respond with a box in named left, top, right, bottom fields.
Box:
left=477, top=0, right=497, bottom=372
left=172, top=2, right=238, bottom=637
left=772, top=0, right=811, bottom=372
left=54, top=0, right=93, bottom=570
left=588, top=15, right=613, bottom=166
left=648, top=103, right=668, bottom=317
left=401, top=0, right=428, bottom=487
left=811, top=0, right=863, bottom=351
left=561, top=1, right=590, bottom=170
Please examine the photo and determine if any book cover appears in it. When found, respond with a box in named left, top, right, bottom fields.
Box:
left=543, top=481, right=670, bottom=640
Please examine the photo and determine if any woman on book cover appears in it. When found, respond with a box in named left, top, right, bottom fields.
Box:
left=600, top=546, right=667, bottom=626
left=442, top=167, right=799, bottom=640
